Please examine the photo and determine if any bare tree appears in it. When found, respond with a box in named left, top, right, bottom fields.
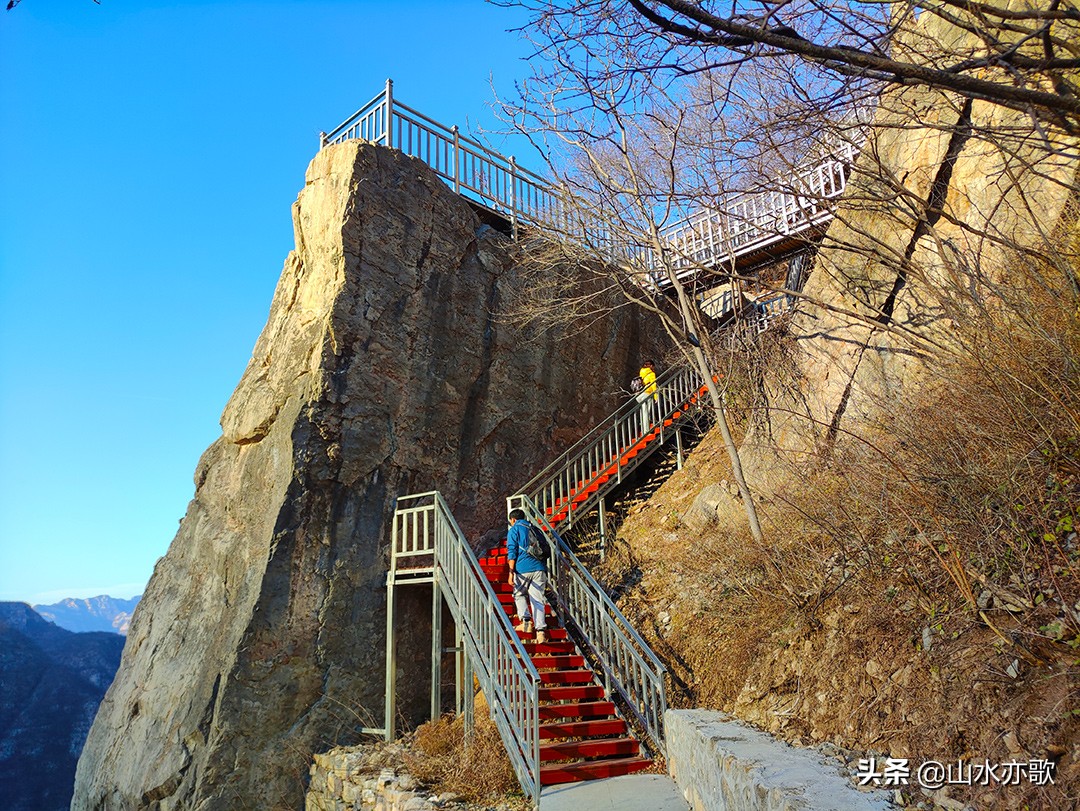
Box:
left=495, top=0, right=1080, bottom=555
left=500, top=63, right=786, bottom=542
left=501, top=0, right=1080, bottom=130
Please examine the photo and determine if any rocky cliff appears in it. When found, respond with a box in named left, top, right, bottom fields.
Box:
left=736, top=5, right=1079, bottom=496
left=72, top=142, right=665, bottom=810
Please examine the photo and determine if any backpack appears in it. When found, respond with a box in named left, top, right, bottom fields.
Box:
left=525, top=524, right=551, bottom=565
left=630, top=376, right=644, bottom=393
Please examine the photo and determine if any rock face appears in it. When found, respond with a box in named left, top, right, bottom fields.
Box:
left=734, top=4, right=1079, bottom=498
left=72, top=141, right=665, bottom=810
left=0, top=602, right=123, bottom=811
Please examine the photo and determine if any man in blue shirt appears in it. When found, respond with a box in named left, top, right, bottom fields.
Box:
left=506, top=508, right=548, bottom=644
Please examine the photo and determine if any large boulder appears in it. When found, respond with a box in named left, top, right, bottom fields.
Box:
left=72, top=141, right=665, bottom=810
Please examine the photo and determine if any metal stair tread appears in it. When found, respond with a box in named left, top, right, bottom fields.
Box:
left=538, top=755, right=654, bottom=785
left=539, top=736, right=639, bottom=760
left=538, top=718, right=627, bottom=739
left=538, top=700, right=616, bottom=719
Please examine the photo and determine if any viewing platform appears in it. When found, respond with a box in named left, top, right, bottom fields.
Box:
left=321, top=80, right=860, bottom=299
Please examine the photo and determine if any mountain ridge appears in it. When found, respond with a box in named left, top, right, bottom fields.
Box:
left=34, top=594, right=141, bottom=635
left=0, top=602, right=124, bottom=811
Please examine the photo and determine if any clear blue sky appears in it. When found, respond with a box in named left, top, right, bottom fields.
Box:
left=0, top=0, right=535, bottom=605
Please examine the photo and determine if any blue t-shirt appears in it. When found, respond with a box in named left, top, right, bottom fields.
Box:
left=507, top=520, right=546, bottom=573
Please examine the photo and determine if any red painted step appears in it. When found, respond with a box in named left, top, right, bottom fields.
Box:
left=538, top=700, right=617, bottom=720
left=525, top=640, right=575, bottom=655
left=539, top=684, right=605, bottom=702
left=539, top=755, right=654, bottom=785
left=504, top=605, right=558, bottom=620
left=539, top=718, right=627, bottom=739
left=515, top=626, right=568, bottom=642
left=539, top=736, right=639, bottom=762
left=539, top=669, right=595, bottom=685
left=530, top=654, right=585, bottom=669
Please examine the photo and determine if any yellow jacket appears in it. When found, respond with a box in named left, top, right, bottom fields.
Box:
left=639, top=366, right=657, bottom=396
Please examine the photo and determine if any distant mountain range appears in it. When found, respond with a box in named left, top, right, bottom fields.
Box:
left=34, top=594, right=140, bottom=635
left=0, top=602, right=124, bottom=811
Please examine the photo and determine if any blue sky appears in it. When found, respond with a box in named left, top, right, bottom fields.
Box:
left=0, top=0, right=535, bottom=605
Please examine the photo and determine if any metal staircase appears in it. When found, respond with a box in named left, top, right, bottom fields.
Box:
left=385, top=365, right=716, bottom=804
left=519, top=364, right=715, bottom=530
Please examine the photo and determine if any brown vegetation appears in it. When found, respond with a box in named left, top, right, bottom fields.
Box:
left=404, top=695, right=528, bottom=808
left=585, top=240, right=1080, bottom=809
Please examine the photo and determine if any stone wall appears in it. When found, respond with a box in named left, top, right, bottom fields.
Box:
left=305, top=747, right=458, bottom=811
left=665, top=710, right=892, bottom=811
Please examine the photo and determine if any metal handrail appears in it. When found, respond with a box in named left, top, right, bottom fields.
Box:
left=519, top=364, right=710, bottom=527
left=392, top=492, right=542, bottom=807
left=321, top=80, right=862, bottom=281
left=508, top=495, right=669, bottom=755
left=646, top=146, right=856, bottom=286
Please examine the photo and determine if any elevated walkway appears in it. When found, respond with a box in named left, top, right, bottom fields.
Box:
left=321, top=80, right=860, bottom=306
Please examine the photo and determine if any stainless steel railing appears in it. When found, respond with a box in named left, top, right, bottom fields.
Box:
left=518, top=364, right=709, bottom=528
left=392, top=493, right=542, bottom=807
left=507, top=494, right=669, bottom=755
left=322, top=80, right=862, bottom=282
left=646, top=141, right=857, bottom=287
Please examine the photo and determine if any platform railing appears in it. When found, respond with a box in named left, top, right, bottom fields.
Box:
left=507, top=494, right=669, bottom=755
left=322, top=80, right=862, bottom=282
left=392, top=492, right=542, bottom=807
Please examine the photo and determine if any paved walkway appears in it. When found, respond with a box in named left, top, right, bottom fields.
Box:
left=540, top=774, right=688, bottom=810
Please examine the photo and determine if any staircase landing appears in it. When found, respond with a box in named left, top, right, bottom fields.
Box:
left=540, top=773, right=688, bottom=810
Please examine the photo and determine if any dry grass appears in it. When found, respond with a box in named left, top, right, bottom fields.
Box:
left=403, top=693, right=527, bottom=808
left=588, top=236, right=1080, bottom=808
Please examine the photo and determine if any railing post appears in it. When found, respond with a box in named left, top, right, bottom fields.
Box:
left=319, top=131, right=327, bottom=151
left=452, top=126, right=461, bottom=194
left=509, top=155, right=518, bottom=239
left=384, top=573, right=397, bottom=742
left=384, top=77, right=394, bottom=149
left=431, top=575, right=443, bottom=722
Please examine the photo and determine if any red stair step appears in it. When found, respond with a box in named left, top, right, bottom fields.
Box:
left=539, top=684, right=605, bottom=702
left=523, top=638, right=573, bottom=653
left=539, top=669, right=594, bottom=685
left=539, top=756, right=653, bottom=785
left=516, top=627, right=568, bottom=642
left=530, top=654, right=585, bottom=669
left=539, top=736, right=640, bottom=762
left=504, top=605, right=557, bottom=619
left=538, top=700, right=616, bottom=720
left=539, top=718, right=627, bottom=739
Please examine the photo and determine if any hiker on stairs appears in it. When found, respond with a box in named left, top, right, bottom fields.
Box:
left=507, top=508, right=548, bottom=645
left=636, top=360, right=658, bottom=436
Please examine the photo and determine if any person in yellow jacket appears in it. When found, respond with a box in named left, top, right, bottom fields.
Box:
left=636, top=361, right=657, bottom=435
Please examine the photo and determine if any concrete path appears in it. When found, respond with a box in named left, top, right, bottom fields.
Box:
left=540, top=773, right=689, bottom=810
